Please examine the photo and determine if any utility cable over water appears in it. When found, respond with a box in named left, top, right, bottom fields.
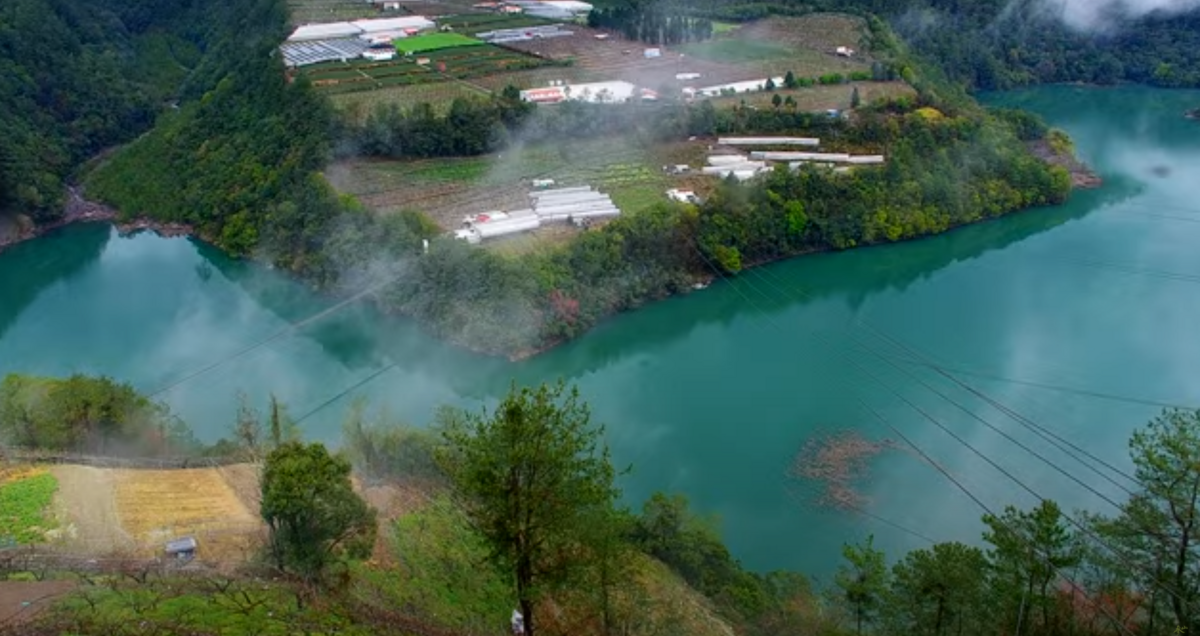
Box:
left=147, top=276, right=398, bottom=398
left=686, top=241, right=1140, bottom=633
left=689, top=238, right=1199, bottom=615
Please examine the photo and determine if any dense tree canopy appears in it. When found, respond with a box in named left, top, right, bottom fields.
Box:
left=816, top=0, right=1200, bottom=90
left=0, top=0, right=209, bottom=223
left=0, top=372, right=197, bottom=455
left=260, top=441, right=377, bottom=586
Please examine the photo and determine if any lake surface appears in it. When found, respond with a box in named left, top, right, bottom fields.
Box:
left=3, top=85, right=1200, bottom=580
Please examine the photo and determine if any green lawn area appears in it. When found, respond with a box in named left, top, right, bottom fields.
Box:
left=711, top=21, right=741, bottom=34
left=677, top=38, right=793, bottom=63
left=394, top=33, right=484, bottom=54
left=0, top=472, right=58, bottom=544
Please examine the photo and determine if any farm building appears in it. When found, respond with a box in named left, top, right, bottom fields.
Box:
left=165, top=536, right=198, bottom=561
left=352, top=16, right=436, bottom=34
left=285, top=16, right=434, bottom=42
left=691, top=77, right=786, bottom=97
left=508, top=0, right=589, bottom=19
left=455, top=186, right=619, bottom=244
left=280, top=38, right=369, bottom=67
left=520, top=80, right=657, bottom=104
left=477, top=24, right=573, bottom=44
left=288, top=22, right=363, bottom=41
left=666, top=188, right=699, bottom=203
left=505, top=0, right=592, bottom=18
left=718, top=137, right=820, bottom=147
left=750, top=151, right=885, bottom=165
left=362, top=48, right=397, bottom=61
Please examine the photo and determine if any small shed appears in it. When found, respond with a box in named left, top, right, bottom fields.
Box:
left=165, top=536, right=198, bottom=561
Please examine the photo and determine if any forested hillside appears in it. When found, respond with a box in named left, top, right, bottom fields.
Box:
left=600, top=0, right=1200, bottom=89
left=0, top=0, right=205, bottom=224
left=818, top=0, right=1200, bottom=90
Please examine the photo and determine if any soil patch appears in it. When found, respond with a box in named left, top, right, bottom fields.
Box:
left=1027, top=139, right=1102, bottom=189
left=48, top=465, right=135, bottom=555
left=0, top=580, right=75, bottom=626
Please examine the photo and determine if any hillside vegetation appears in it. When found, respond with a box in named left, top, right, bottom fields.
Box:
left=3, top=376, right=1200, bottom=636
left=84, top=0, right=1071, bottom=358
left=0, top=0, right=208, bottom=225
left=816, top=0, right=1200, bottom=90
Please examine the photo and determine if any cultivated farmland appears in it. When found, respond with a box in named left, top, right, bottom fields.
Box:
left=286, top=0, right=377, bottom=26
left=0, top=468, right=58, bottom=544
left=331, top=80, right=490, bottom=114
left=710, top=80, right=916, bottom=112
left=299, top=44, right=555, bottom=94
left=394, top=32, right=482, bottom=54
left=327, top=135, right=705, bottom=230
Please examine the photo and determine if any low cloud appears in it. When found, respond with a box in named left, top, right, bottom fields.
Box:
left=1032, top=0, right=1200, bottom=31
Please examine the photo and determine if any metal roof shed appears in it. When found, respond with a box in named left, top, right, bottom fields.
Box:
left=352, top=16, right=435, bottom=33
left=288, top=22, right=363, bottom=41
left=165, top=536, right=198, bottom=560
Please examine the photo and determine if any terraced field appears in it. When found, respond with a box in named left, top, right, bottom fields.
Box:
left=300, top=44, right=554, bottom=95
left=331, top=81, right=491, bottom=115
left=327, top=136, right=706, bottom=229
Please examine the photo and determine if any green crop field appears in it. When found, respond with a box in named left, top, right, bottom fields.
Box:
left=394, top=33, right=484, bottom=54
left=0, top=471, right=58, bottom=544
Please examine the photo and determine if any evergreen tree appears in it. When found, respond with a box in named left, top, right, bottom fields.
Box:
left=437, top=381, right=619, bottom=636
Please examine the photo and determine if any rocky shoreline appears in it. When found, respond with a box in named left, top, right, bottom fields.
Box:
left=0, top=187, right=194, bottom=254
left=1027, top=138, right=1103, bottom=189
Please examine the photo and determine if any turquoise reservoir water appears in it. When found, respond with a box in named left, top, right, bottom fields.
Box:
left=2, top=85, right=1199, bottom=579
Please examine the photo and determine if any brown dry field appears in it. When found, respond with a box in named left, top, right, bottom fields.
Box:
left=46, top=464, right=264, bottom=561
left=495, top=15, right=872, bottom=93
left=502, top=25, right=761, bottom=90
left=38, top=464, right=436, bottom=565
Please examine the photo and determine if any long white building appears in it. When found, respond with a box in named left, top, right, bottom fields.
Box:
left=286, top=16, right=435, bottom=42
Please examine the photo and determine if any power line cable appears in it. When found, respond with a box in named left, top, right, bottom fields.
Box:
left=869, top=353, right=1199, bottom=411
left=687, top=243, right=1139, bottom=634
left=148, top=277, right=396, bottom=398
left=744, top=251, right=1144, bottom=493
left=292, top=362, right=399, bottom=426
left=706, top=242, right=1195, bottom=614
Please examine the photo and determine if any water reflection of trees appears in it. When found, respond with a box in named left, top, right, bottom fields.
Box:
left=202, top=184, right=1131, bottom=402
left=524, top=189, right=1126, bottom=385
left=0, top=224, right=111, bottom=342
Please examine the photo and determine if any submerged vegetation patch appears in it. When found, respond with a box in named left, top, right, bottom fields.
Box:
left=790, top=430, right=895, bottom=511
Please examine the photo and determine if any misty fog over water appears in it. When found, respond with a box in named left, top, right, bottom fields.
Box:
left=2, top=85, right=1200, bottom=576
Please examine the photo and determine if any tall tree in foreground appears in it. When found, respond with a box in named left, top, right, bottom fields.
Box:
left=1092, top=409, right=1200, bottom=634
left=884, top=541, right=989, bottom=636
left=835, top=534, right=888, bottom=635
left=982, top=500, right=1082, bottom=635
left=437, top=381, right=619, bottom=636
left=260, top=442, right=377, bottom=591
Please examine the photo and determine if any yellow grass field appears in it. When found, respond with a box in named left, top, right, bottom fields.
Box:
left=111, top=467, right=264, bottom=561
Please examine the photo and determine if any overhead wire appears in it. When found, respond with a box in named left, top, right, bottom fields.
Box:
left=291, top=362, right=399, bottom=425
left=685, top=241, right=1139, bottom=634
left=742, top=253, right=1142, bottom=495
left=707, top=241, right=1196, bottom=615
left=872, top=354, right=1200, bottom=411
left=148, top=276, right=396, bottom=398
